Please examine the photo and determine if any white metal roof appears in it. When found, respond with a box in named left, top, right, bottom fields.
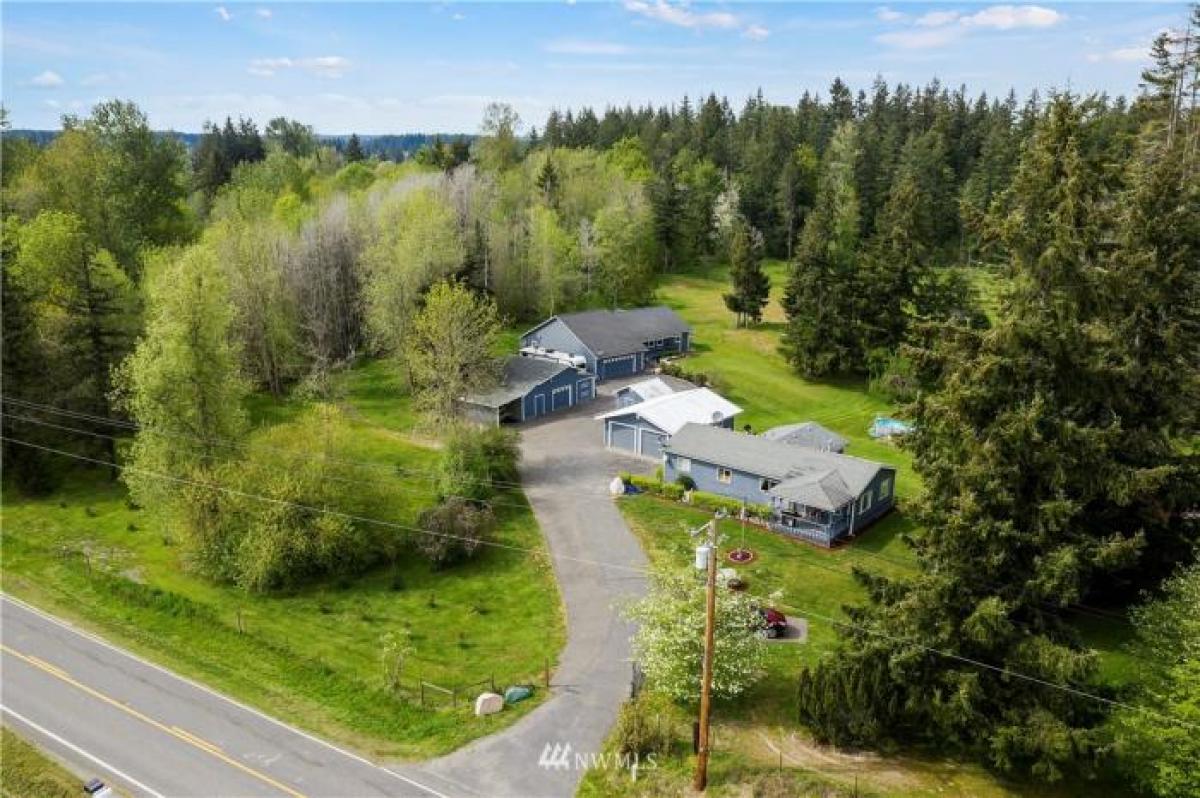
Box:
left=595, top=388, right=742, bottom=435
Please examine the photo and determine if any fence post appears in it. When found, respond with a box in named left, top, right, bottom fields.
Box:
left=236, top=608, right=244, bottom=634
left=543, top=657, right=550, bottom=689
left=491, top=673, right=496, bottom=693
left=420, top=679, right=425, bottom=708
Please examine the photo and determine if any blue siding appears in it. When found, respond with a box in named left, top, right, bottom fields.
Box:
left=603, top=413, right=670, bottom=456
left=521, top=319, right=597, bottom=373
left=598, top=352, right=641, bottom=380
left=643, top=333, right=688, bottom=362
left=521, top=368, right=595, bottom=420
left=664, top=452, right=897, bottom=544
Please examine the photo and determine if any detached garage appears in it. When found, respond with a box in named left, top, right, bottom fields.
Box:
left=595, top=388, right=742, bottom=459
left=461, top=356, right=595, bottom=426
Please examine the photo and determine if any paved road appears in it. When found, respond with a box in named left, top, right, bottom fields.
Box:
left=406, top=391, right=650, bottom=797
left=1, top=595, right=446, bottom=797
left=2, top=389, right=650, bottom=797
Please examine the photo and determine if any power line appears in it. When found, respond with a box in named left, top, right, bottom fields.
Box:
left=1, top=396, right=538, bottom=492
left=1, top=413, right=573, bottom=513
left=6, top=399, right=1135, bottom=625
left=0, top=436, right=645, bottom=577
left=6, top=434, right=1190, bottom=733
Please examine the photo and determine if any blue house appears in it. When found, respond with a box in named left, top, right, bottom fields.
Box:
left=519, top=307, right=691, bottom=381
left=663, top=424, right=896, bottom=547
left=595, top=387, right=741, bottom=459
left=460, top=355, right=595, bottom=425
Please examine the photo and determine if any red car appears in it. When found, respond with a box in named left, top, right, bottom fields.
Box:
left=758, top=607, right=788, bottom=639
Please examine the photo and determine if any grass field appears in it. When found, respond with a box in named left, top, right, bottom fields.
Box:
left=577, top=261, right=1138, bottom=796
left=1, top=726, right=84, bottom=798
left=0, top=359, right=565, bottom=759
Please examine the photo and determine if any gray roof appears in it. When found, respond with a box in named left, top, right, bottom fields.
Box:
left=463, top=356, right=574, bottom=408
left=545, top=306, right=690, bottom=358
left=615, top=374, right=696, bottom=402
left=665, top=423, right=891, bottom=511
left=763, top=422, right=848, bottom=453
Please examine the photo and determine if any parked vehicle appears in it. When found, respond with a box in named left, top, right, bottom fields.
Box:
left=757, top=607, right=788, bottom=639
left=84, top=779, right=114, bottom=798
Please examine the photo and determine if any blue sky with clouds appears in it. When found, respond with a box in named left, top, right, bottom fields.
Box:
left=2, top=2, right=1189, bottom=134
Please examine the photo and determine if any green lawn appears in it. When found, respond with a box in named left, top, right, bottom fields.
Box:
left=1, top=726, right=83, bottom=798
left=0, top=359, right=565, bottom=759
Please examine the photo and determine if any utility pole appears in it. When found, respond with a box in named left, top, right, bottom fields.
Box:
left=694, top=518, right=718, bottom=792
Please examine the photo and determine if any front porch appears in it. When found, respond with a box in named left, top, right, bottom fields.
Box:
left=769, top=501, right=850, bottom=547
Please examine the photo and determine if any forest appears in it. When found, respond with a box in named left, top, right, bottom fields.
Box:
left=2, top=7, right=1198, bottom=795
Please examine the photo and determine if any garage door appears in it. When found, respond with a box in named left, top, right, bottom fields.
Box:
left=640, top=430, right=668, bottom=459
left=609, top=422, right=637, bottom=452
left=601, top=355, right=638, bottom=379
left=551, top=385, right=571, bottom=411
left=576, top=379, right=593, bottom=402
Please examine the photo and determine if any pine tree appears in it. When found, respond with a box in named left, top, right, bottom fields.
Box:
left=781, top=121, right=862, bottom=377
left=796, top=94, right=1197, bottom=781
left=345, top=132, right=365, bottom=162
left=722, top=218, right=770, bottom=327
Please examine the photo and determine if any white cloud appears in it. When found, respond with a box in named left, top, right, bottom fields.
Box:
left=256, top=8, right=272, bottom=19
left=248, top=56, right=350, bottom=78
left=743, top=24, right=770, bottom=41
left=623, top=0, right=739, bottom=31
left=80, top=73, right=111, bottom=87
left=915, top=10, right=961, bottom=27
left=961, top=5, right=1064, bottom=30
left=29, top=69, right=65, bottom=88
left=1086, top=46, right=1147, bottom=64
left=878, top=4, right=1065, bottom=50
left=875, top=6, right=906, bottom=23
left=215, top=6, right=232, bottom=22
left=545, top=39, right=632, bottom=55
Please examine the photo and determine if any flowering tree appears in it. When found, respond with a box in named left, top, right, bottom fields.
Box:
left=624, top=567, right=767, bottom=702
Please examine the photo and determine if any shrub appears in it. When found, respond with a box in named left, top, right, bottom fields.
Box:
left=688, top=490, right=770, bottom=519
left=415, top=497, right=495, bottom=569
left=627, top=474, right=684, bottom=500
left=613, top=691, right=675, bottom=759
left=675, top=474, right=696, bottom=491
left=438, top=425, right=520, bottom=503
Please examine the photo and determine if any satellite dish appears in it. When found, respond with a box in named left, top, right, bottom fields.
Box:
left=711, top=411, right=724, bottom=423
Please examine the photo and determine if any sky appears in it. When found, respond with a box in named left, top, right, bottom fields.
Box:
left=2, top=1, right=1190, bottom=135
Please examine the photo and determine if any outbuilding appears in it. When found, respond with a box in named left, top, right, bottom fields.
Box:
left=595, top=388, right=741, bottom=460
left=614, top=374, right=697, bottom=408
left=519, top=306, right=691, bottom=381
left=461, top=356, right=595, bottom=426
left=762, top=421, right=848, bottom=453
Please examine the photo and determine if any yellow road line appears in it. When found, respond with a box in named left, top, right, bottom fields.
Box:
left=1, top=644, right=307, bottom=798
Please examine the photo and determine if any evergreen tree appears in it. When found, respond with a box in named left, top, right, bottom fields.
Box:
left=796, top=95, right=1196, bottom=781
left=781, top=121, right=862, bottom=377
left=722, top=218, right=770, bottom=327
left=345, top=133, right=365, bottom=162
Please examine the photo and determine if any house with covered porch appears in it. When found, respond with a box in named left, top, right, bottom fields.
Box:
left=662, top=423, right=896, bottom=546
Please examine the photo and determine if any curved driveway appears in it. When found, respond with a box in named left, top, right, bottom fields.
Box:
left=405, top=393, right=650, bottom=797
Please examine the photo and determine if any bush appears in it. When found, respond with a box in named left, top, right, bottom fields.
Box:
left=688, top=490, right=771, bottom=519
left=180, top=406, right=393, bottom=593
left=438, top=426, right=520, bottom=503
left=613, top=691, right=675, bottom=759
left=415, top=497, right=495, bottom=570
left=675, top=474, right=696, bottom=491
left=627, top=474, right=683, bottom=500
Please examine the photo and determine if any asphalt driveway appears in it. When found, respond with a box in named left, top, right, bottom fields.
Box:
left=405, top=389, right=652, bottom=797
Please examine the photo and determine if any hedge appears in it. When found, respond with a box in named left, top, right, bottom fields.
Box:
left=618, top=473, right=770, bottom=518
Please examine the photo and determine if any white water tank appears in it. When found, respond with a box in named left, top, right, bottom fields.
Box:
left=694, top=544, right=712, bottom=571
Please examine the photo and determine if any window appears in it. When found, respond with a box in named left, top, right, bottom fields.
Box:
left=760, top=478, right=779, bottom=492
left=675, top=457, right=691, bottom=473
left=859, top=490, right=873, bottom=513
left=879, top=478, right=892, bottom=500
left=718, top=468, right=733, bottom=484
